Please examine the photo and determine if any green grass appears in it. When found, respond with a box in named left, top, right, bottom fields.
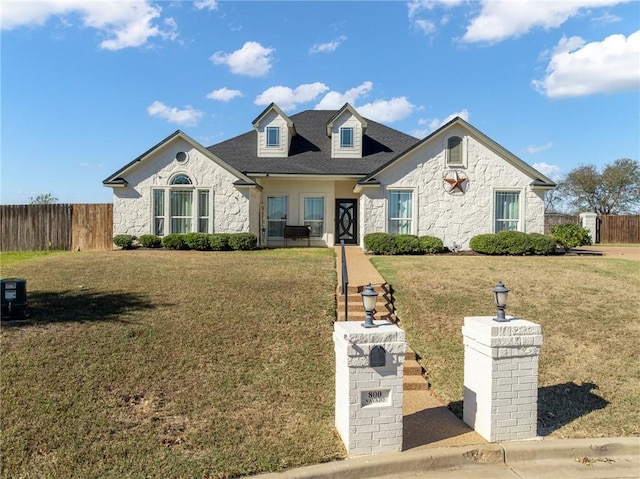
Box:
left=371, top=254, right=640, bottom=439
left=1, top=249, right=344, bottom=478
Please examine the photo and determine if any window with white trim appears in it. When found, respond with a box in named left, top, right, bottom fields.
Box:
left=340, top=127, right=354, bottom=148
left=447, top=136, right=463, bottom=165
left=266, top=126, right=280, bottom=147
left=495, top=191, right=520, bottom=232
left=388, top=190, right=413, bottom=234
left=303, top=197, right=324, bottom=237
left=151, top=174, right=212, bottom=236
left=267, top=196, right=287, bottom=237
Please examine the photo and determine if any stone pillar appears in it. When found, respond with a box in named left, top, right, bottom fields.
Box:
left=462, top=317, right=542, bottom=442
left=580, top=212, right=598, bottom=243
left=334, top=321, right=406, bottom=456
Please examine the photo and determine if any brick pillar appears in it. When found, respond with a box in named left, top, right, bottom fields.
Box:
left=580, top=212, right=598, bottom=243
left=334, top=321, right=406, bottom=456
left=462, top=316, right=542, bottom=442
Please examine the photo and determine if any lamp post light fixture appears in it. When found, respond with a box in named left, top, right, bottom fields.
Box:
left=493, top=281, right=510, bottom=322
left=361, top=283, right=379, bottom=328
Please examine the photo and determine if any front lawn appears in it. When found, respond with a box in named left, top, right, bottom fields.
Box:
left=1, top=249, right=343, bottom=478
left=371, top=254, right=640, bottom=438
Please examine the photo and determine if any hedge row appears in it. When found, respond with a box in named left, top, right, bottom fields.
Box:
left=364, top=233, right=445, bottom=255
left=469, top=231, right=556, bottom=255
left=113, top=233, right=257, bottom=251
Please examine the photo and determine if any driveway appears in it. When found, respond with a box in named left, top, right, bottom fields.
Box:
left=578, top=245, right=640, bottom=261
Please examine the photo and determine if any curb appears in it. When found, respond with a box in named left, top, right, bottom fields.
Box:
left=253, top=437, right=639, bottom=479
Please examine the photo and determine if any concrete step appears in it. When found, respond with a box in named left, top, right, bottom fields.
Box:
left=403, top=359, right=423, bottom=376
left=403, top=374, right=428, bottom=391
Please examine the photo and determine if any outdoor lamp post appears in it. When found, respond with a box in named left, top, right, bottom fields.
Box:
left=361, top=283, right=379, bottom=328
left=493, top=281, right=510, bottom=322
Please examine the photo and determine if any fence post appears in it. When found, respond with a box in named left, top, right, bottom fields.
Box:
left=579, top=213, right=598, bottom=244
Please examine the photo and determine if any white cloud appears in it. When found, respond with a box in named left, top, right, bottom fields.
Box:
left=194, top=0, right=218, bottom=11
left=210, top=41, right=275, bottom=77
left=147, top=101, right=204, bottom=126
left=206, top=87, right=243, bottom=102
left=314, top=81, right=374, bottom=109
left=532, top=30, right=640, bottom=98
left=255, top=82, right=329, bottom=111
left=408, top=0, right=463, bottom=36
left=462, top=0, right=627, bottom=44
left=527, top=142, right=553, bottom=154
left=356, top=97, right=415, bottom=123
left=309, top=35, right=347, bottom=54
left=418, top=109, right=471, bottom=136
left=1, top=1, right=177, bottom=50
left=533, top=162, right=561, bottom=180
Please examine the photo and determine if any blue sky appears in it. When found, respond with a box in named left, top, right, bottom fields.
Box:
left=2, top=0, right=639, bottom=204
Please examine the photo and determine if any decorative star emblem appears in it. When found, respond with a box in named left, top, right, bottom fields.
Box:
left=443, top=170, right=468, bottom=194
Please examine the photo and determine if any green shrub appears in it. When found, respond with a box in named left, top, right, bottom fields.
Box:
left=470, top=231, right=556, bottom=255
left=184, top=232, right=211, bottom=251
left=551, top=223, right=592, bottom=251
left=228, top=233, right=257, bottom=251
left=394, top=234, right=423, bottom=255
left=528, top=233, right=557, bottom=255
left=419, top=235, right=445, bottom=254
left=208, top=234, right=231, bottom=251
left=161, top=234, right=189, bottom=250
left=138, top=234, right=162, bottom=248
left=470, top=234, right=499, bottom=254
left=113, top=234, right=136, bottom=250
left=495, top=230, right=533, bottom=255
left=363, top=233, right=397, bottom=255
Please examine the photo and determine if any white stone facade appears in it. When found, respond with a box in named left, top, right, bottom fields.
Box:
left=462, top=316, right=542, bottom=442
left=112, top=137, right=251, bottom=237
left=334, top=321, right=406, bottom=456
left=360, top=126, right=547, bottom=250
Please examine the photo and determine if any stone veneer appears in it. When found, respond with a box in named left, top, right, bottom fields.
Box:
left=112, top=138, right=251, bottom=237
left=360, top=125, right=546, bottom=250
left=462, top=316, right=542, bottom=442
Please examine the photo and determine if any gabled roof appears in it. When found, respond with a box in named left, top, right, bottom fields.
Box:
left=103, top=130, right=257, bottom=187
left=326, top=103, right=367, bottom=137
left=252, top=102, right=296, bottom=136
left=358, top=116, right=556, bottom=189
left=208, top=109, right=418, bottom=176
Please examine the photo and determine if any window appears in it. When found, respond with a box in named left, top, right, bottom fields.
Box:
left=170, top=190, right=193, bottom=234
left=495, top=192, right=520, bottom=232
left=447, top=136, right=463, bottom=165
left=303, top=197, right=324, bottom=237
left=171, top=174, right=192, bottom=185
left=153, top=189, right=165, bottom=236
left=340, top=127, right=354, bottom=148
left=198, top=190, right=209, bottom=233
left=266, top=126, right=280, bottom=147
left=388, top=190, right=413, bottom=234
left=267, top=196, right=287, bottom=237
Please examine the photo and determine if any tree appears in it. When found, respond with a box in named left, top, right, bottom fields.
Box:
left=29, top=193, right=58, bottom=205
left=559, top=159, right=640, bottom=214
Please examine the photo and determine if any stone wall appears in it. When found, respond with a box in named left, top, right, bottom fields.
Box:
left=360, top=125, right=546, bottom=250
left=111, top=137, right=250, bottom=237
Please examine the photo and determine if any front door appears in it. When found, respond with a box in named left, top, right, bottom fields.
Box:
left=335, top=199, right=358, bottom=245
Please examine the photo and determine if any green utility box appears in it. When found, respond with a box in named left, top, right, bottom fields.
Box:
left=1, top=278, right=27, bottom=320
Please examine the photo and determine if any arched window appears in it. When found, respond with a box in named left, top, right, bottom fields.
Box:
left=447, top=136, right=463, bottom=165
left=171, top=174, right=192, bottom=185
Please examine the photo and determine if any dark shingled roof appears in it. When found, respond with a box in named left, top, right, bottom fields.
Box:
left=207, top=110, right=419, bottom=176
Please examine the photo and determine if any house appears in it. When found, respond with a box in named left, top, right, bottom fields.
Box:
left=103, top=103, right=555, bottom=249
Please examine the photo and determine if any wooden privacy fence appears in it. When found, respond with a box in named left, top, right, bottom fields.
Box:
left=544, top=213, right=579, bottom=234
left=0, top=204, right=113, bottom=251
left=597, top=215, right=640, bottom=244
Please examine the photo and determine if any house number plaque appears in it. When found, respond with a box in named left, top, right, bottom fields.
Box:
left=361, top=389, right=391, bottom=407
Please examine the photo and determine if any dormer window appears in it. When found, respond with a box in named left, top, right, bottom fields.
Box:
left=447, top=136, right=463, bottom=165
left=266, top=126, right=280, bottom=147
left=340, top=127, right=354, bottom=148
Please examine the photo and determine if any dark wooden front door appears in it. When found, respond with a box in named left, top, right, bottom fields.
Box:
left=335, top=199, right=358, bottom=245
